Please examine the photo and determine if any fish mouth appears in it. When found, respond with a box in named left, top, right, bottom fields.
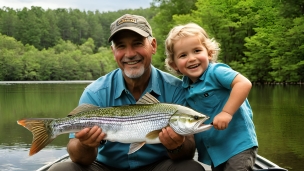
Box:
left=193, top=117, right=212, bottom=133
left=196, top=123, right=213, bottom=133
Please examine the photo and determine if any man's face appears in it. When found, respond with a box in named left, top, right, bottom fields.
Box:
left=111, top=30, right=156, bottom=79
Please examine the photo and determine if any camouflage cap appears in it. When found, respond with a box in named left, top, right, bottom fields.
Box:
left=108, top=14, right=153, bottom=42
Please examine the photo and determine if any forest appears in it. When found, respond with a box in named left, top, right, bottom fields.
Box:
left=0, top=0, right=303, bottom=83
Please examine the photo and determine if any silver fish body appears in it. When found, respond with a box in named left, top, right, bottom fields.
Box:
left=17, top=93, right=211, bottom=156
left=52, top=103, right=177, bottom=143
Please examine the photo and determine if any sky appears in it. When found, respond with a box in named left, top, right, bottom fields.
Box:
left=0, top=0, right=153, bottom=12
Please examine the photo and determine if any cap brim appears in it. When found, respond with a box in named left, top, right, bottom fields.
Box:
left=108, top=27, right=150, bottom=42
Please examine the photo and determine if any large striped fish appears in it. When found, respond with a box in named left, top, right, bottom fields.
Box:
left=17, top=93, right=212, bottom=156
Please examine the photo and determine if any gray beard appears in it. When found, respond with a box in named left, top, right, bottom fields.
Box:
left=124, top=65, right=145, bottom=78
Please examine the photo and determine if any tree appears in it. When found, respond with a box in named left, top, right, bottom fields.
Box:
left=0, top=7, right=18, bottom=37
left=151, top=0, right=197, bottom=70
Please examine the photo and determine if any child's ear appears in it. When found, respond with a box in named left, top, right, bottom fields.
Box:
left=169, top=61, right=178, bottom=71
left=208, top=50, right=214, bottom=60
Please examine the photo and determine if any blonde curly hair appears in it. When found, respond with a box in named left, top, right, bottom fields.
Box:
left=165, top=23, right=220, bottom=75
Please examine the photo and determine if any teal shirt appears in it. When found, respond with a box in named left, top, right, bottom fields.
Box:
left=182, top=63, right=258, bottom=167
left=72, top=65, right=186, bottom=169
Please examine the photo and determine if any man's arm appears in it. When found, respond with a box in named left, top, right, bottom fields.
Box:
left=159, top=127, right=196, bottom=160
left=67, top=126, right=105, bottom=165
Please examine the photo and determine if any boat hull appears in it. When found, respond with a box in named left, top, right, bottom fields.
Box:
left=36, top=153, right=288, bottom=171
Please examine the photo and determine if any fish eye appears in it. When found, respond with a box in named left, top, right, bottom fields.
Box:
left=194, top=116, right=199, bottom=120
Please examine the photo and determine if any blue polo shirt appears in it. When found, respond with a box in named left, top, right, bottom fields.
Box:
left=183, top=63, right=258, bottom=167
left=71, top=65, right=186, bottom=169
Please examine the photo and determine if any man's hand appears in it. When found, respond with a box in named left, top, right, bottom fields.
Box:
left=75, top=125, right=106, bottom=148
left=159, top=126, right=195, bottom=160
left=159, top=127, right=185, bottom=150
left=68, top=126, right=106, bottom=165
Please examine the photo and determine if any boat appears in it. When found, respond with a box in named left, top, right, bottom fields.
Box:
left=36, top=153, right=288, bottom=171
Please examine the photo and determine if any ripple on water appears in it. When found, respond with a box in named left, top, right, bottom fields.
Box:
left=0, top=145, right=67, bottom=171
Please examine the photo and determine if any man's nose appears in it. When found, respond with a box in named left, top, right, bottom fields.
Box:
left=125, top=46, right=136, bottom=57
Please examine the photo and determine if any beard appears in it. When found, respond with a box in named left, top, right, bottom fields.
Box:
left=124, top=65, right=145, bottom=79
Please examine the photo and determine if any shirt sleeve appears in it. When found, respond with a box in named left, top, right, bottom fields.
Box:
left=172, top=87, right=187, bottom=106
left=79, top=86, right=104, bottom=106
left=69, top=87, right=102, bottom=139
left=212, top=63, right=239, bottom=89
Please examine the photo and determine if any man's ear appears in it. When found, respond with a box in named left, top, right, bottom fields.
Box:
left=111, top=45, right=115, bottom=55
left=111, top=45, right=117, bottom=61
left=151, top=38, right=157, bottom=54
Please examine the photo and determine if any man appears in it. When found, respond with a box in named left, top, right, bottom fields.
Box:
left=48, top=14, right=204, bottom=171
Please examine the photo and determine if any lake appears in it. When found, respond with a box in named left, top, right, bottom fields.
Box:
left=0, top=82, right=303, bottom=171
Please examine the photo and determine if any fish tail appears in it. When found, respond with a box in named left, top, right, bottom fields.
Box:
left=17, top=118, right=55, bottom=156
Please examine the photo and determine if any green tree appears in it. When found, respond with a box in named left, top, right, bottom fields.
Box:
left=97, top=47, right=117, bottom=75
left=20, top=45, right=40, bottom=80
left=87, top=11, right=104, bottom=50
left=0, top=34, right=25, bottom=80
left=37, top=49, right=60, bottom=80
left=15, top=7, right=45, bottom=49
left=56, top=8, right=73, bottom=41
left=0, top=7, right=18, bottom=37
left=151, top=0, right=197, bottom=70
left=40, top=9, right=61, bottom=49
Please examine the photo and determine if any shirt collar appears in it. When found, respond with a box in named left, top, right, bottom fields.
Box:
left=149, top=65, right=161, bottom=95
left=182, top=64, right=211, bottom=88
left=114, top=65, right=161, bottom=99
left=114, top=69, right=126, bottom=99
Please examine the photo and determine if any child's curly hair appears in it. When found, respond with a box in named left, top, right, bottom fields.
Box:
left=165, top=23, right=220, bottom=75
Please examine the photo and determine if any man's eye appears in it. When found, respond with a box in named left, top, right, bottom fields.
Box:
left=134, top=42, right=143, bottom=46
left=116, top=44, right=124, bottom=49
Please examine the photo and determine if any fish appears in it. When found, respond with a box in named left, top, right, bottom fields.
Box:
left=17, top=92, right=212, bottom=156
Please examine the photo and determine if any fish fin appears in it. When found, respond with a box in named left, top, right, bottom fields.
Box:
left=146, top=130, right=161, bottom=140
left=136, top=92, right=160, bottom=104
left=17, top=118, right=55, bottom=156
left=129, top=142, right=146, bottom=154
left=68, top=104, right=100, bottom=116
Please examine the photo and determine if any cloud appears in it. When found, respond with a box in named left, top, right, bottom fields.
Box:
left=0, top=0, right=153, bottom=12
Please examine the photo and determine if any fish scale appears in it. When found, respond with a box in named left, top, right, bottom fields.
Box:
left=17, top=92, right=212, bottom=156
left=52, top=104, right=176, bottom=143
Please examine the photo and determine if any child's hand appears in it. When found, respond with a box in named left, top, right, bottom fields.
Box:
left=212, top=112, right=232, bottom=130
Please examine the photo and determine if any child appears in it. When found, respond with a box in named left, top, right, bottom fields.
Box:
left=165, top=23, right=258, bottom=171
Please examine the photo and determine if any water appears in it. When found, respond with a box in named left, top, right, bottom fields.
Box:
left=248, top=85, right=304, bottom=171
left=0, top=83, right=88, bottom=171
left=0, top=83, right=303, bottom=171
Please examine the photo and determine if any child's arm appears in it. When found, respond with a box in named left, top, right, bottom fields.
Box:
left=213, top=74, right=252, bottom=130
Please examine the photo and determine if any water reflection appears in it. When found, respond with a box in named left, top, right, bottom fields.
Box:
left=0, top=145, right=66, bottom=171
left=249, top=85, right=304, bottom=171
left=0, top=83, right=88, bottom=171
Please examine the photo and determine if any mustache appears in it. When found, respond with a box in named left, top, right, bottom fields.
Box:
left=122, top=55, right=142, bottom=62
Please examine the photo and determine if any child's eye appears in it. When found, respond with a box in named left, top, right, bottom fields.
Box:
left=179, top=54, right=186, bottom=58
left=194, top=49, right=202, bottom=53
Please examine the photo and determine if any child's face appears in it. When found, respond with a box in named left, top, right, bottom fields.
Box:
left=171, top=36, right=211, bottom=83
